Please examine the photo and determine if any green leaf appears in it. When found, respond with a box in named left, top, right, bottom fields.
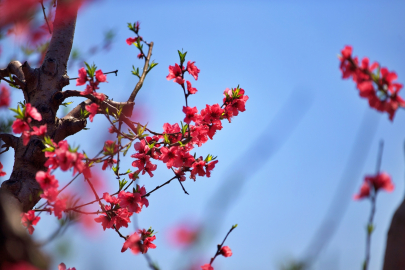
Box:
left=84, top=61, right=97, bottom=78
left=131, top=65, right=140, bottom=78
left=177, top=50, right=187, bottom=65
left=232, top=224, right=238, bottom=229
left=118, top=179, right=128, bottom=191
left=147, top=61, right=158, bottom=74
left=61, top=101, right=73, bottom=107
left=8, top=74, right=19, bottom=89
left=163, top=134, right=170, bottom=144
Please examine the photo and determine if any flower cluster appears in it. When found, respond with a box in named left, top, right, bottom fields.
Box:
left=76, top=63, right=107, bottom=122
left=167, top=60, right=200, bottom=88
left=121, top=228, right=156, bottom=254
left=102, top=140, right=118, bottom=170
left=354, top=172, right=394, bottom=200
left=11, top=103, right=46, bottom=145
left=0, top=85, right=10, bottom=107
left=94, top=185, right=148, bottom=230
left=35, top=169, right=67, bottom=219
left=339, top=45, right=404, bottom=120
left=44, top=139, right=91, bottom=178
left=20, top=210, right=40, bottom=235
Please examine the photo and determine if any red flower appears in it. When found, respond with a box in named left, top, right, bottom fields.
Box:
left=118, top=190, right=146, bottom=213
left=220, top=246, right=232, bottom=257
left=354, top=172, right=394, bottom=200
left=366, top=172, right=394, bottom=192
left=205, top=160, right=218, bottom=178
left=186, top=61, right=200, bottom=80
left=11, top=118, right=30, bottom=134
left=36, top=170, right=59, bottom=191
left=191, top=160, right=206, bottom=177
left=85, top=103, right=99, bottom=122
left=21, top=210, right=40, bottom=235
left=24, top=103, right=42, bottom=121
left=76, top=67, right=87, bottom=86
left=95, top=69, right=107, bottom=82
left=0, top=85, right=10, bottom=107
left=0, top=162, right=6, bottom=177
left=201, top=264, right=214, bottom=270
left=160, top=146, right=183, bottom=169
left=121, top=232, right=141, bottom=254
left=186, top=80, right=198, bottom=94
left=30, top=124, right=47, bottom=136
left=53, top=198, right=67, bottom=219
left=166, top=63, right=185, bottom=85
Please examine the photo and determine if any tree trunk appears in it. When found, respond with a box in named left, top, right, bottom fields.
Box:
left=383, top=196, right=405, bottom=270
left=0, top=0, right=81, bottom=212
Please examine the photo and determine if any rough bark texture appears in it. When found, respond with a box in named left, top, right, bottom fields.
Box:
left=383, top=196, right=405, bottom=270
left=0, top=0, right=79, bottom=212
left=0, top=1, right=135, bottom=213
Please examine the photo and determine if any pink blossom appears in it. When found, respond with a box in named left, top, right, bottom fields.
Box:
left=0, top=85, right=10, bottom=107
left=191, top=160, right=206, bottom=177
left=166, top=63, right=185, bottom=85
left=21, top=210, right=40, bottom=235
left=0, top=162, right=6, bottom=177
left=25, top=103, right=42, bottom=121
left=186, top=80, right=198, bottom=94
left=183, top=106, right=199, bottom=124
left=95, top=69, right=107, bottom=82
left=220, top=246, right=232, bottom=257
left=11, top=118, right=30, bottom=134
left=36, top=170, right=59, bottom=191
left=85, top=103, right=99, bottom=122
left=30, top=124, right=47, bottom=136
left=205, top=160, right=218, bottom=178
left=121, top=232, right=141, bottom=254
left=53, top=198, right=67, bottom=219
left=76, top=67, right=87, bottom=86
left=186, top=61, right=200, bottom=80
left=118, top=191, right=143, bottom=213
left=201, top=264, right=214, bottom=270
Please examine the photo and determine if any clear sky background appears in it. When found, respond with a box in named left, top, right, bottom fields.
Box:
left=1, top=1, right=405, bottom=269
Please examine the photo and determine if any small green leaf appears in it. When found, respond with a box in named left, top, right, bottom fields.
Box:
left=163, top=134, right=170, bottom=144
left=118, top=178, right=128, bottom=191
left=61, top=101, right=73, bottom=107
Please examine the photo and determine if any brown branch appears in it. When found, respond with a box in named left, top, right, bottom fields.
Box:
left=128, top=42, right=154, bottom=103
left=0, top=61, right=25, bottom=82
left=0, top=134, right=18, bottom=150
left=43, top=0, right=79, bottom=77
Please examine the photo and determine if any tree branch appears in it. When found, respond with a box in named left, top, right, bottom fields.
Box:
left=128, top=42, right=154, bottom=103
left=0, top=133, right=18, bottom=150
left=42, top=0, right=79, bottom=77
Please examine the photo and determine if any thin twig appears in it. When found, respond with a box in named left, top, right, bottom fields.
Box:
left=39, top=0, right=52, bottom=34
left=142, top=176, right=177, bottom=198
left=128, top=42, right=154, bottom=102
left=209, top=224, right=237, bottom=266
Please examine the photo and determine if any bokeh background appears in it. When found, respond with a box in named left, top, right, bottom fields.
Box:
left=1, top=0, right=405, bottom=269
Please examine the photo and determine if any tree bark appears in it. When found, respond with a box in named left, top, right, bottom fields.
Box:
left=383, top=196, right=405, bottom=270
left=0, top=0, right=80, bottom=212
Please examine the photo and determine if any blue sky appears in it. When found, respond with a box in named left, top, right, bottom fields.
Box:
left=2, top=1, right=405, bottom=269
